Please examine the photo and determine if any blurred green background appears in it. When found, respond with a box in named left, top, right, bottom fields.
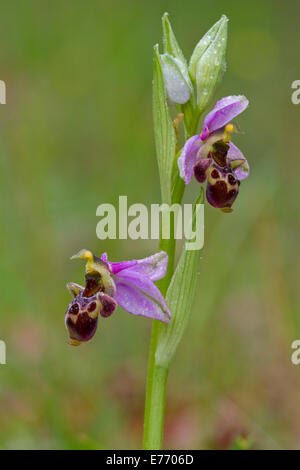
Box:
left=0, top=0, right=299, bottom=449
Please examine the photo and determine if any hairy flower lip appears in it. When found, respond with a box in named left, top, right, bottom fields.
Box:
left=205, top=162, right=240, bottom=209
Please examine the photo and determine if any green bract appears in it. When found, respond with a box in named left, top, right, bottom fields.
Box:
left=153, top=45, right=177, bottom=204
left=162, top=12, right=187, bottom=65
left=189, top=15, right=228, bottom=113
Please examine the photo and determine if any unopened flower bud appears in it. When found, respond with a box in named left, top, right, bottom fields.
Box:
left=189, top=15, right=228, bottom=113
left=161, top=53, right=192, bottom=105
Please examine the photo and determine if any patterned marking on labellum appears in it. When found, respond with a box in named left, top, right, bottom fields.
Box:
left=65, top=292, right=101, bottom=343
left=211, top=169, right=220, bottom=179
left=206, top=169, right=239, bottom=209
left=227, top=174, right=236, bottom=185
left=87, top=301, right=97, bottom=313
left=66, top=310, right=99, bottom=343
left=69, top=303, right=79, bottom=315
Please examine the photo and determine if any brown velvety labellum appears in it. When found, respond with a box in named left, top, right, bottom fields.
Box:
left=206, top=179, right=239, bottom=209
left=66, top=311, right=99, bottom=342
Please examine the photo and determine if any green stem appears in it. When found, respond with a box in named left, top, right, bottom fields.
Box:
left=142, top=322, right=168, bottom=449
left=142, top=96, right=201, bottom=450
left=182, top=98, right=201, bottom=139
left=142, top=235, right=175, bottom=450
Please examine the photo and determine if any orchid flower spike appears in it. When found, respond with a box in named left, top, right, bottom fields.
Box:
left=65, top=249, right=171, bottom=346
left=178, top=95, right=250, bottom=212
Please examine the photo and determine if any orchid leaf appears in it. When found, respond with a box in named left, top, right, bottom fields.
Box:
left=155, top=189, right=204, bottom=368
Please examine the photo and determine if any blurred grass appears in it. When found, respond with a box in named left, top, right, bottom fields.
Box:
left=0, top=0, right=299, bottom=449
